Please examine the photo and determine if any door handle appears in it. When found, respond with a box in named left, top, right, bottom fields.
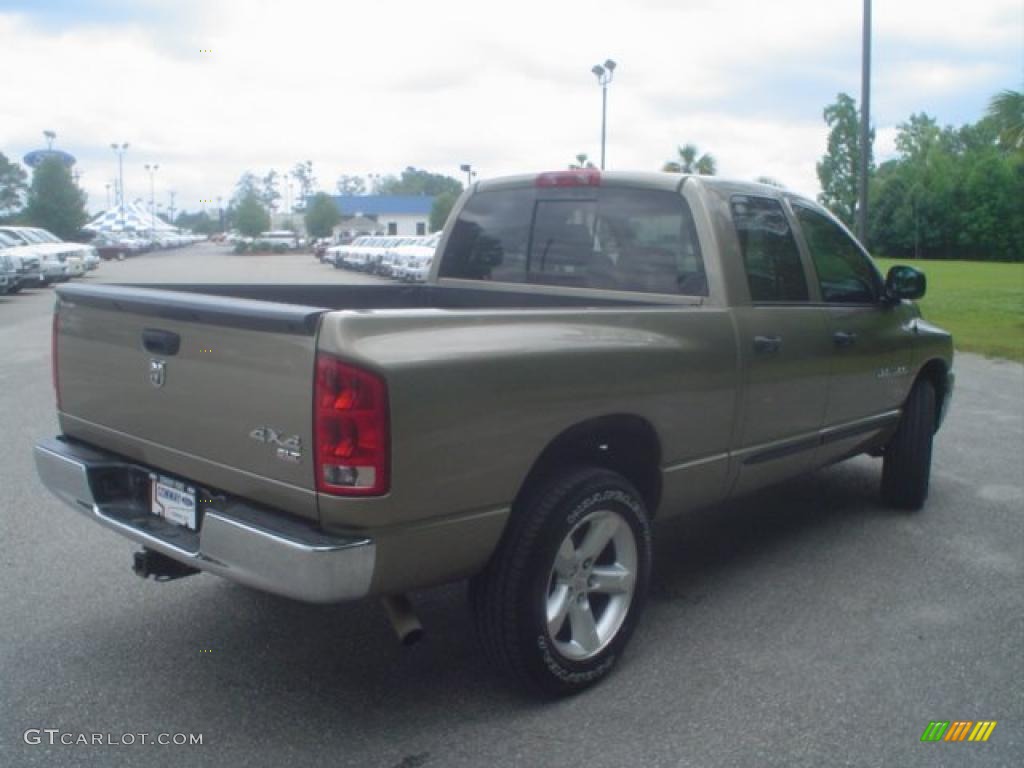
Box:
left=753, top=335, right=783, bottom=354
left=833, top=331, right=858, bottom=348
left=142, top=328, right=181, bottom=356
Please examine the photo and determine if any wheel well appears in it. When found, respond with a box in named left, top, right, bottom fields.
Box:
left=514, top=415, right=662, bottom=516
left=916, top=358, right=949, bottom=431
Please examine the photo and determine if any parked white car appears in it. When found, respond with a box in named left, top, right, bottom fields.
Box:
left=257, top=230, right=300, bottom=250
left=325, top=236, right=368, bottom=267
left=4, top=227, right=100, bottom=270
left=394, top=234, right=440, bottom=282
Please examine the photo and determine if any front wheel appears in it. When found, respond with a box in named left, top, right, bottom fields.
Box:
left=881, top=379, right=936, bottom=510
left=470, top=467, right=652, bottom=696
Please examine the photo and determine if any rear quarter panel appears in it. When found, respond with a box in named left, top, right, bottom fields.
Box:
left=316, top=306, right=739, bottom=528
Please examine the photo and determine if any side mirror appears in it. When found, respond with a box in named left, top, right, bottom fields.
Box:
left=885, top=265, right=926, bottom=301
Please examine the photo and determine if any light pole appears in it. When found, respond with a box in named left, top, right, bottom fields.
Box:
left=459, top=163, right=476, bottom=188
left=856, top=0, right=872, bottom=244
left=168, top=191, right=177, bottom=227
left=144, top=163, right=159, bottom=235
left=110, top=142, right=129, bottom=230
left=216, top=195, right=223, bottom=233
left=44, top=130, right=56, bottom=150
left=105, top=183, right=111, bottom=210
left=591, top=59, right=616, bottom=170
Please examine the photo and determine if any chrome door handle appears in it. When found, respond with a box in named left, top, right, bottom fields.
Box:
left=753, top=335, right=783, bottom=354
left=833, top=331, right=858, bottom=347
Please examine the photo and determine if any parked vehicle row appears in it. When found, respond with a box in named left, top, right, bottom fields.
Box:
left=222, top=231, right=307, bottom=250
left=0, top=226, right=101, bottom=293
left=323, top=234, right=440, bottom=282
left=87, top=230, right=204, bottom=260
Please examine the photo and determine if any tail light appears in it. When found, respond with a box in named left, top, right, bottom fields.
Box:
left=314, top=354, right=389, bottom=496
left=536, top=169, right=601, bottom=188
left=52, top=311, right=62, bottom=410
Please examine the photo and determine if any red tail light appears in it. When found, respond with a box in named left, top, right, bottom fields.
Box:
left=314, top=355, right=389, bottom=496
left=52, top=311, right=62, bottom=410
left=535, top=169, right=601, bottom=188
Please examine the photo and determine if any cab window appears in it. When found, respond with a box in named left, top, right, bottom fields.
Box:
left=440, top=186, right=707, bottom=296
left=793, top=204, right=883, bottom=303
left=730, top=196, right=808, bottom=302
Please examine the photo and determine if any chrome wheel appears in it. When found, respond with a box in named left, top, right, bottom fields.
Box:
left=545, top=508, right=638, bottom=661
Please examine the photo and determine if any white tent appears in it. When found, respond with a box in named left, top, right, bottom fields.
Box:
left=85, top=201, right=178, bottom=234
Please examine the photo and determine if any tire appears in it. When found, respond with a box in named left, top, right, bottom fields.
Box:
left=881, top=378, right=936, bottom=510
left=470, top=466, right=653, bottom=696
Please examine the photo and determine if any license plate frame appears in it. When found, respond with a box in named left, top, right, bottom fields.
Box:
left=149, top=473, right=198, bottom=531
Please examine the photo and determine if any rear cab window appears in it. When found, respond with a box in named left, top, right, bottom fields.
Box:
left=439, top=184, right=707, bottom=296
left=730, top=195, right=809, bottom=302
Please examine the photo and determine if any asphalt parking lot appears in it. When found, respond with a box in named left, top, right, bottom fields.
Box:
left=1, top=243, right=1021, bottom=767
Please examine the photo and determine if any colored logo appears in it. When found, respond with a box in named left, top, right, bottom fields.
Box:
left=921, top=721, right=997, bottom=743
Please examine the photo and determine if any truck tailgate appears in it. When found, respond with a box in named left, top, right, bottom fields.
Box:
left=54, top=284, right=326, bottom=521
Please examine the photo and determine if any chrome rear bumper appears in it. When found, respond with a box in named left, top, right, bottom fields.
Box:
left=34, top=437, right=375, bottom=603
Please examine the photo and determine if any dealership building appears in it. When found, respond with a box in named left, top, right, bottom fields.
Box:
left=328, top=195, right=435, bottom=236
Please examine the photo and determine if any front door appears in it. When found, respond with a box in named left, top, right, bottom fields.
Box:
left=791, top=202, right=911, bottom=462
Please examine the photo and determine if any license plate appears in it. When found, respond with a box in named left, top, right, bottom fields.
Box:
left=149, top=474, right=197, bottom=530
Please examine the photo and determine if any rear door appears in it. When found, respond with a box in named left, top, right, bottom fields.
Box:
left=55, top=285, right=325, bottom=520
left=727, top=195, right=831, bottom=495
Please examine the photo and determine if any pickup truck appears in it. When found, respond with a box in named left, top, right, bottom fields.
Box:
left=35, top=170, right=953, bottom=695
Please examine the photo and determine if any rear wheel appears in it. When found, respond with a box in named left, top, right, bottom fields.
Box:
left=881, top=379, right=936, bottom=510
left=470, top=466, right=652, bottom=696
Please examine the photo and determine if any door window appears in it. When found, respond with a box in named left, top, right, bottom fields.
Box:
left=793, top=204, right=883, bottom=303
left=730, top=196, right=808, bottom=302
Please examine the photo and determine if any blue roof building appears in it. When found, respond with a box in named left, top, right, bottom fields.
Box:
left=327, top=195, right=435, bottom=236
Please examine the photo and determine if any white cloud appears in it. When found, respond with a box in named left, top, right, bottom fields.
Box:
left=0, top=0, right=1019, bottom=215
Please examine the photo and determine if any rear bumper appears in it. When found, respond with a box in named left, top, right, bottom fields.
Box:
left=34, top=437, right=375, bottom=603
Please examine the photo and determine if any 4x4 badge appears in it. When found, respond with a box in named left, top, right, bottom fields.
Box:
left=149, top=359, right=166, bottom=388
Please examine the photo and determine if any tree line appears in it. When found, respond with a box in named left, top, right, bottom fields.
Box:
left=0, top=152, right=88, bottom=240
left=223, top=164, right=464, bottom=238
left=820, top=88, right=1022, bottom=261
left=657, top=88, right=1022, bottom=262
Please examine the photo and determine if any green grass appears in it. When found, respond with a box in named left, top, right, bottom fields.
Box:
left=874, top=258, right=1024, bottom=362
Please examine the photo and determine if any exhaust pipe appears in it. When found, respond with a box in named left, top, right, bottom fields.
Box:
left=380, top=594, right=424, bottom=646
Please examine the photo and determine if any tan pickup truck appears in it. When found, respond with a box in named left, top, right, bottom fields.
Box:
left=35, top=171, right=953, bottom=695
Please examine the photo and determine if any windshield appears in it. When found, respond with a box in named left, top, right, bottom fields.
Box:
left=0, top=229, right=34, bottom=245
left=31, top=228, right=63, bottom=243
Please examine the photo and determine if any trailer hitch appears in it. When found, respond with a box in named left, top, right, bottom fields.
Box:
left=132, top=549, right=200, bottom=582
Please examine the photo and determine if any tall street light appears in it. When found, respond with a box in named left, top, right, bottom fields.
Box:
left=591, top=59, right=617, bottom=170
left=110, top=142, right=129, bottom=231
left=856, top=0, right=872, bottom=244
left=168, top=191, right=177, bottom=227
left=144, top=163, right=159, bottom=235
left=459, top=163, right=475, bottom=188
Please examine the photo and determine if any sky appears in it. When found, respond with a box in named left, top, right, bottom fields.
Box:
left=0, top=0, right=1020, bottom=218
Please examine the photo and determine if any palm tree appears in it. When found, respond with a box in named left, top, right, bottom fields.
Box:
left=986, top=88, right=1024, bottom=153
left=662, top=143, right=717, bottom=175
left=569, top=153, right=596, bottom=170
